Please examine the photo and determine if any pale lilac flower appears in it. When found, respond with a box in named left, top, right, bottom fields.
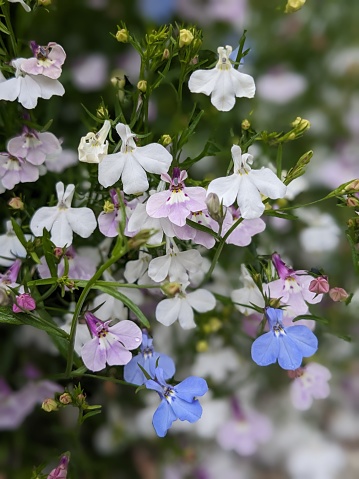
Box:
left=81, top=312, right=142, bottom=372
left=188, top=45, right=255, bottom=112
left=146, top=168, right=207, bottom=227
left=98, top=122, right=172, bottom=194
left=148, top=238, right=203, bottom=283
left=0, top=259, right=21, bottom=305
left=264, top=253, right=323, bottom=316
left=0, top=221, right=30, bottom=267
left=289, top=363, right=331, bottom=410
left=37, top=246, right=97, bottom=281
left=231, top=265, right=265, bottom=315
left=7, top=126, right=61, bottom=166
left=47, top=454, right=70, bottom=479
left=207, top=145, right=286, bottom=219
left=221, top=206, right=266, bottom=246
left=217, top=397, right=272, bottom=456
left=0, top=152, right=40, bottom=190
left=171, top=209, right=218, bottom=249
left=156, top=282, right=216, bottom=329
left=71, top=53, right=109, bottom=92
left=78, top=120, right=111, bottom=164
left=98, top=189, right=125, bottom=237
left=21, top=42, right=66, bottom=80
left=0, top=58, right=64, bottom=109
left=12, top=292, right=36, bottom=313
left=8, top=0, right=31, bottom=12
left=45, top=148, right=78, bottom=173
left=256, top=69, right=307, bottom=104
left=30, top=182, right=97, bottom=247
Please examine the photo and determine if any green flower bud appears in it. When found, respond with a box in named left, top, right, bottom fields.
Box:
left=137, top=80, right=147, bottom=93
left=179, top=29, right=194, bottom=48
left=116, top=29, right=129, bottom=43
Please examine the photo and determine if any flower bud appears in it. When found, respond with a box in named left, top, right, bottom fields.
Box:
left=241, top=119, right=251, bottom=130
left=38, top=0, right=52, bottom=5
left=8, top=197, right=24, bottom=210
left=96, top=106, right=109, bottom=119
left=54, top=247, right=64, bottom=258
left=161, top=134, right=172, bottom=146
left=206, top=192, right=223, bottom=223
left=12, top=293, right=36, bottom=313
left=42, top=398, right=58, bottom=412
left=116, top=28, right=129, bottom=43
left=329, top=287, right=349, bottom=302
left=285, top=0, right=306, bottom=13
left=291, top=116, right=310, bottom=131
left=59, top=393, right=72, bottom=405
left=76, top=393, right=86, bottom=406
left=344, top=179, right=359, bottom=192
left=179, top=29, right=194, bottom=48
left=309, top=276, right=330, bottom=294
left=347, top=196, right=359, bottom=207
left=162, top=48, right=170, bottom=60
left=137, top=80, right=147, bottom=93
left=161, top=282, right=181, bottom=297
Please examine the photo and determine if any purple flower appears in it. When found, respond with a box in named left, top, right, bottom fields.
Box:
left=145, top=367, right=208, bottom=437
left=0, top=152, right=39, bottom=190
left=81, top=312, right=142, bottom=372
left=221, top=206, right=266, bottom=246
left=251, top=307, right=318, bottom=370
left=47, top=453, right=70, bottom=479
left=124, top=330, right=175, bottom=385
left=21, top=41, right=66, bottom=80
left=289, top=363, right=331, bottom=410
left=98, top=189, right=125, bottom=237
left=146, top=168, right=207, bottom=227
left=12, top=293, right=36, bottom=313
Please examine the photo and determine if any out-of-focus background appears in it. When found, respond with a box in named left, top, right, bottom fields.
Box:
left=1, top=0, right=359, bottom=478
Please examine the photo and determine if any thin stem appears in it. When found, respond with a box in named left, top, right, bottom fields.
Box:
left=1, top=3, right=18, bottom=58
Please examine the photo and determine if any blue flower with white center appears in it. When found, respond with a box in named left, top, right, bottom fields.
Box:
left=251, top=307, right=318, bottom=370
left=145, top=367, right=208, bottom=437
left=124, top=330, right=175, bottom=386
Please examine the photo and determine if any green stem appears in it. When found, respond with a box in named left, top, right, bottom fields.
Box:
left=276, top=143, right=282, bottom=179
left=1, top=3, right=18, bottom=58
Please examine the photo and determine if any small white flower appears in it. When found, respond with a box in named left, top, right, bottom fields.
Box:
left=188, top=45, right=255, bottom=112
left=207, top=145, right=287, bottom=219
left=231, top=265, right=265, bottom=315
left=156, top=282, right=216, bottom=329
left=78, top=120, right=111, bottom=164
left=0, top=59, right=64, bottom=110
left=98, top=122, right=172, bottom=194
left=8, top=0, right=31, bottom=12
left=0, top=221, right=31, bottom=267
left=30, top=182, right=97, bottom=247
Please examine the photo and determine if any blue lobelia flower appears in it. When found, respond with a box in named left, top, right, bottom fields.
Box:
left=251, top=307, right=318, bottom=370
left=124, top=330, right=175, bottom=385
left=145, top=367, right=208, bottom=437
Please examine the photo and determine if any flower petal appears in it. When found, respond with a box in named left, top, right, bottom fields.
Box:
left=250, top=168, right=287, bottom=199
left=109, top=320, right=142, bottom=349
left=174, top=376, right=208, bottom=401
left=152, top=400, right=177, bottom=437
left=98, top=152, right=126, bottom=188
left=156, top=297, right=181, bottom=326
left=251, top=332, right=279, bottom=366
left=188, top=68, right=221, bottom=96
left=81, top=338, right=106, bottom=372
left=236, top=174, right=265, bottom=219
left=207, top=174, right=241, bottom=207
left=186, top=289, right=216, bottom=313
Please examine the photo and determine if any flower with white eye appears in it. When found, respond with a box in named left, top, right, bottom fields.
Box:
left=188, top=45, right=255, bottom=111
left=30, top=182, right=97, bottom=247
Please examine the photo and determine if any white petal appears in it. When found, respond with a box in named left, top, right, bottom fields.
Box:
left=18, top=76, right=41, bottom=109
left=155, top=297, right=181, bottom=326
left=98, top=152, right=126, bottom=188
left=148, top=254, right=172, bottom=283
left=50, top=212, right=73, bottom=247
left=231, top=69, right=256, bottom=98
left=176, top=249, right=203, bottom=273
left=250, top=168, right=287, bottom=199
left=211, top=70, right=236, bottom=111
left=121, top=156, right=149, bottom=194
left=135, top=144, right=172, bottom=174
left=0, top=77, right=20, bottom=102
left=30, top=207, right=59, bottom=237
left=178, top=299, right=196, bottom=329
left=187, top=289, right=216, bottom=313
left=32, top=75, right=65, bottom=99
left=66, top=208, right=97, bottom=239
left=236, top=175, right=265, bottom=219
left=188, top=68, right=221, bottom=96
left=207, top=174, right=241, bottom=207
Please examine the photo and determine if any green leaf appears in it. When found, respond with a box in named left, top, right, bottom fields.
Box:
left=42, top=229, right=57, bottom=277
left=292, top=314, right=329, bottom=325
left=0, top=21, right=9, bottom=35
left=94, top=285, right=150, bottom=328
left=80, top=409, right=102, bottom=424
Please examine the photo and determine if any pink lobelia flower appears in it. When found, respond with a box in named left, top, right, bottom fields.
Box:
left=0, top=152, right=40, bottom=190
left=47, top=454, right=70, bottom=479
left=81, top=312, right=142, bottom=372
left=12, top=293, right=36, bottom=313
left=30, top=182, right=97, bottom=247
left=263, top=253, right=323, bottom=317
left=146, top=167, right=207, bottom=227
left=0, top=259, right=21, bottom=305
left=98, top=189, right=126, bottom=237
left=98, top=122, right=172, bottom=194
left=21, top=42, right=66, bottom=80
left=289, top=363, right=331, bottom=410
left=7, top=126, right=61, bottom=166
left=0, top=58, right=65, bottom=110
left=221, top=206, right=266, bottom=246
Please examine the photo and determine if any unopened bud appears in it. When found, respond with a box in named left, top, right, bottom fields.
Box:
left=12, top=293, right=36, bottom=313
left=285, top=0, right=306, bottom=13
left=241, top=119, right=251, bottom=130
left=161, top=134, right=172, bottom=146
left=8, top=197, right=24, bottom=210
left=137, top=80, right=147, bottom=93
left=161, top=282, right=181, bottom=297
left=76, top=393, right=86, bottom=406
left=179, top=29, right=194, bottom=48
left=96, top=106, right=108, bottom=119
left=345, top=179, right=359, bottom=192
left=268, top=298, right=282, bottom=309
left=329, top=287, right=349, bottom=302
left=38, top=0, right=52, bottom=5
left=116, top=28, right=129, bottom=43
left=287, top=368, right=304, bottom=379
left=196, top=340, right=208, bottom=353
left=111, top=73, right=126, bottom=89
left=309, top=276, right=330, bottom=294
left=162, top=48, right=170, bottom=60
left=59, top=393, right=72, bottom=405
left=128, top=230, right=153, bottom=249
left=292, top=116, right=310, bottom=131
left=287, top=132, right=296, bottom=140
left=347, top=197, right=359, bottom=207
left=54, top=247, right=64, bottom=258
left=42, top=398, right=58, bottom=412
left=205, top=192, right=222, bottom=223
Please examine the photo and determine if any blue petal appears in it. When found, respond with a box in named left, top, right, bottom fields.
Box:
left=174, top=376, right=208, bottom=402
left=145, top=379, right=163, bottom=395
left=277, top=335, right=303, bottom=370
left=149, top=353, right=176, bottom=380
left=285, top=325, right=318, bottom=357
left=124, top=355, right=145, bottom=385
left=152, top=399, right=177, bottom=437
left=138, top=0, right=176, bottom=23
left=171, top=397, right=203, bottom=423
left=251, top=331, right=280, bottom=366
left=265, top=307, right=283, bottom=329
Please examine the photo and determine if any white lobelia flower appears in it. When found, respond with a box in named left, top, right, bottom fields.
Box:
left=156, top=282, right=216, bottom=329
left=30, top=182, right=97, bottom=247
left=148, top=238, right=203, bottom=283
left=98, top=122, right=172, bottom=194
left=0, top=59, right=64, bottom=110
left=8, top=0, right=31, bottom=12
left=78, top=120, right=111, bottom=164
left=0, top=221, right=31, bottom=267
left=231, top=265, right=265, bottom=315
left=188, top=45, right=255, bottom=112
left=207, top=145, right=287, bottom=219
